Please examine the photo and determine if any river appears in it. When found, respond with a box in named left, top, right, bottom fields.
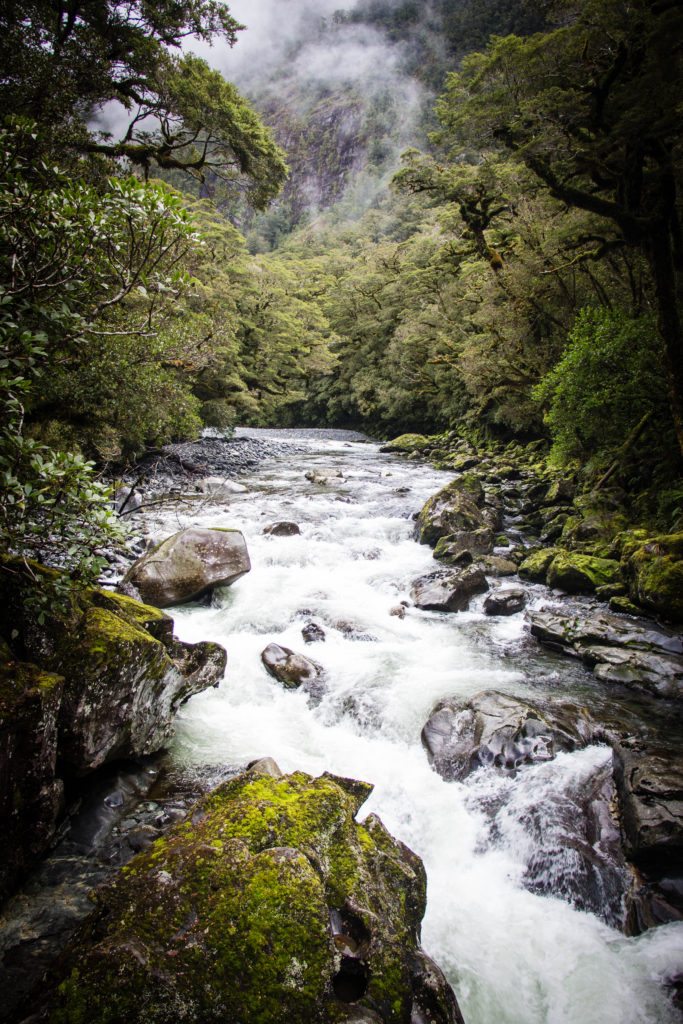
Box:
left=145, top=428, right=683, bottom=1024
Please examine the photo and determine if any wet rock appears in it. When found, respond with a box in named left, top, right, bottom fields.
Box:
left=302, top=621, right=326, bottom=644
left=123, top=526, right=251, bottom=608
left=613, top=740, right=683, bottom=873
left=623, top=533, right=683, bottom=622
left=547, top=551, right=622, bottom=594
left=305, top=469, right=344, bottom=484
left=264, top=521, right=301, bottom=537
left=476, top=555, right=518, bottom=577
left=415, top=478, right=491, bottom=548
left=484, top=587, right=527, bottom=616
left=113, top=485, right=143, bottom=515
left=518, top=547, right=559, bottom=582
left=380, top=433, right=432, bottom=454
left=410, top=567, right=488, bottom=613
left=422, top=690, right=593, bottom=781
left=246, top=757, right=283, bottom=778
left=529, top=608, right=683, bottom=699
left=32, top=770, right=463, bottom=1024
left=261, top=643, right=324, bottom=689
left=0, top=662, right=64, bottom=903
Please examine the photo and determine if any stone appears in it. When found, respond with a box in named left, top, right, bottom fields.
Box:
left=123, top=526, right=251, bottom=608
left=518, top=547, right=559, bottom=582
left=421, top=690, right=593, bottom=782
left=415, top=478, right=490, bottom=548
left=200, top=476, right=248, bottom=496
left=305, top=469, right=344, bottom=484
left=302, top=621, right=326, bottom=644
left=34, top=770, right=463, bottom=1024
left=433, top=529, right=494, bottom=565
left=410, top=567, right=488, bottom=613
left=547, top=551, right=622, bottom=594
left=379, top=433, right=432, bottom=454
left=612, top=740, right=683, bottom=872
left=529, top=609, right=683, bottom=699
left=477, top=555, right=518, bottom=577
left=261, top=643, right=324, bottom=689
left=0, top=661, right=64, bottom=903
left=264, top=521, right=301, bottom=537
left=484, top=587, right=527, bottom=616
left=623, top=533, right=683, bottom=622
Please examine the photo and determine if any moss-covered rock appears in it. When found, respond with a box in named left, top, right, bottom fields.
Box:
left=547, top=552, right=622, bottom=594
left=42, top=768, right=463, bottom=1024
left=416, top=478, right=490, bottom=548
left=124, top=526, right=251, bottom=608
left=624, top=533, right=683, bottom=622
left=0, top=660, right=64, bottom=902
left=379, top=434, right=432, bottom=454
left=518, top=547, right=559, bottom=582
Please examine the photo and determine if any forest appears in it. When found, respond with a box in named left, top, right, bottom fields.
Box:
left=1, top=0, right=681, bottom=595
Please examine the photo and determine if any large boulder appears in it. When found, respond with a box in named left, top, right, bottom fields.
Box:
left=34, top=767, right=464, bottom=1024
left=622, top=533, right=683, bottom=622
left=518, top=547, right=559, bottom=582
left=422, top=690, right=593, bottom=782
left=123, top=527, right=251, bottom=608
left=433, top=529, right=494, bottom=565
left=529, top=609, right=683, bottom=700
left=261, top=643, right=324, bottom=690
left=415, top=477, right=492, bottom=548
left=484, top=587, right=527, bottom=616
left=0, top=662, right=64, bottom=904
left=379, top=433, right=432, bottom=454
left=547, top=551, right=622, bottom=594
left=411, top=567, right=488, bottom=613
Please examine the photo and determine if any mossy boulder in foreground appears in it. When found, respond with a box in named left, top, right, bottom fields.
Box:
left=623, top=533, right=683, bottom=622
left=40, top=765, right=463, bottom=1024
left=546, top=551, right=622, bottom=594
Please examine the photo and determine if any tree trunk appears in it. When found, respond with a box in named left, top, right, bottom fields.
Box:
left=649, top=229, right=683, bottom=458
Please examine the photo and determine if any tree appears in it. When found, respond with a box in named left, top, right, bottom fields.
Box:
left=436, top=1, right=683, bottom=453
left=0, top=1, right=288, bottom=203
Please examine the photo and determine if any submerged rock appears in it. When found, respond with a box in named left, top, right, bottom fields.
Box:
left=261, top=643, right=324, bottom=689
left=264, top=521, right=301, bottom=537
left=411, top=567, right=488, bottom=613
left=302, top=621, right=326, bottom=644
left=33, top=769, right=464, bottom=1024
left=123, top=526, right=251, bottom=608
left=422, top=690, right=593, bottom=782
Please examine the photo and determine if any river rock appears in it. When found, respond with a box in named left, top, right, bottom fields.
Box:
left=529, top=608, right=683, bottom=699
left=484, top=587, right=527, bottom=616
left=422, top=690, right=593, bottom=781
left=622, top=532, right=683, bottom=622
left=518, top=547, right=559, bottom=582
left=123, top=526, right=251, bottom=608
left=476, top=555, right=518, bottom=577
left=261, top=643, right=323, bottom=689
left=411, top=567, right=488, bottom=613
left=433, top=529, right=494, bottom=565
left=547, top=551, right=622, bottom=594
left=302, top=621, right=326, bottom=643
left=415, top=477, right=492, bottom=548
left=32, top=770, right=464, bottom=1024
left=379, top=433, right=432, bottom=454
left=200, top=476, right=248, bottom=496
left=305, top=469, right=344, bottom=484
left=264, top=521, right=301, bottom=536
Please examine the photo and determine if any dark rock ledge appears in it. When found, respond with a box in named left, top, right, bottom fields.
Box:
left=0, top=560, right=226, bottom=905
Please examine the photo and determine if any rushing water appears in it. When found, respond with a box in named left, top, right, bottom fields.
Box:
left=145, top=429, right=683, bottom=1024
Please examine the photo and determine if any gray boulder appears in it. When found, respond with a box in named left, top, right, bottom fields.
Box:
left=123, top=526, right=251, bottom=608
left=484, top=587, right=527, bottom=616
left=261, top=643, right=323, bottom=689
left=422, top=690, right=593, bottom=781
left=411, top=567, right=488, bottom=613
left=415, top=477, right=492, bottom=548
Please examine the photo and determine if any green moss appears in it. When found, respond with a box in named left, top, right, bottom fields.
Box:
left=547, top=551, right=622, bottom=594
left=49, top=771, right=427, bottom=1024
left=625, top=533, right=683, bottom=622
left=0, top=661, right=63, bottom=713
left=518, top=547, right=559, bottom=582
left=381, top=433, right=432, bottom=454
